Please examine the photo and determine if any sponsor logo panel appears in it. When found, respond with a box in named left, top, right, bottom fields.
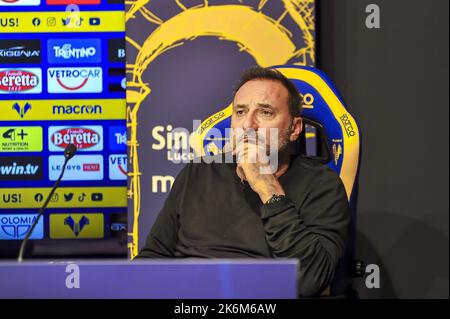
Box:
left=109, top=154, right=127, bottom=180
left=0, top=40, right=41, bottom=64
left=49, top=154, right=104, bottom=181
left=0, top=156, right=43, bottom=181
left=0, top=68, right=42, bottom=94
left=0, top=0, right=40, bottom=6
left=108, top=38, right=125, bottom=62
left=47, top=67, right=102, bottom=93
left=46, top=0, right=100, bottom=4
left=0, top=126, right=42, bottom=152
left=0, top=12, right=125, bottom=33
left=0, top=187, right=127, bottom=208
left=47, top=38, right=101, bottom=64
left=0, top=214, right=43, bottom=240
left=49, top=213, right=103, bottom=239
left=0, top=99, right=126, bottom=121
left=48, top=125, right=103, bottom=152
left=108, top=126, right=126, bottom=151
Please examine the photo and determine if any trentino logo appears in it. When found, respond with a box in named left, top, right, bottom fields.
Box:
left=47, top=38, right=101, bottom=64
left=0, top=214, right=43, bottom=240
left=47, top=67, right=102, bottom=93
left=108, top=126, right=126, bottom=151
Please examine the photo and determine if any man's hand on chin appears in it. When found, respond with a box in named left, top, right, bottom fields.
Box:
left=233, top=140, right=285, bottom=203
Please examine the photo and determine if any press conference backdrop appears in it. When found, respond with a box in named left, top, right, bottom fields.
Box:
left=0, top=0, right=127, bottom=258
left=124, top=0, right=316, bottom=258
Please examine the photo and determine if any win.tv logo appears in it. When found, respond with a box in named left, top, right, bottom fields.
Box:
left=12, top=102, right=31, bottom=118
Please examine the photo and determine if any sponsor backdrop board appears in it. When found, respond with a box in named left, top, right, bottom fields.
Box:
left=0, top=0, right=127, bottom=257
left=125, top=1, right=316, bottom=258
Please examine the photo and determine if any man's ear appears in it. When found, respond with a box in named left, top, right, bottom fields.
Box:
left=289, top=117, right=303, bottom=142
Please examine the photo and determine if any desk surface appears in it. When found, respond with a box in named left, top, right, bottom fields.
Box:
left=0, top=259, right=298, bottom=299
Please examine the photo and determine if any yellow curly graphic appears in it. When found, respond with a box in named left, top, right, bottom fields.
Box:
left=126, top=0, right=315, bottom=258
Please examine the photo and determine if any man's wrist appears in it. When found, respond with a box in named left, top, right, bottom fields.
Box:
left=257, top=176, right=285, bottom=203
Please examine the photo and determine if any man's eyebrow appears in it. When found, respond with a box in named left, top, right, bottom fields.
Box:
left=257, top=103, right=274, bottom=109
left=233, top=104, right=248, bottom=109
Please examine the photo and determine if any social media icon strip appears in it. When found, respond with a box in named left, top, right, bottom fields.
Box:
left=48, top=125, right=103, bottom=152
left=109, top=154, right=127, bottom=180
left=47, top=67, right=102, bottom=93
left=49, top=154, right=104, bottom=181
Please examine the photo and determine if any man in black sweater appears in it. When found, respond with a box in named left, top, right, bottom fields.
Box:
left=136, top=66, right=350, bottom=297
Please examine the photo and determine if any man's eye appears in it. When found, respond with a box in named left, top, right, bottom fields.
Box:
left=261, top=110, right=273, bottom=117
left=236, top=110, right=244, bottom=116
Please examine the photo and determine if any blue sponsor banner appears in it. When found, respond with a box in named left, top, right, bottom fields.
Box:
left=0, top=214, right=43, bottom=240
left=47, top=38, right=102, bottom=64
left=108, top=125, right=126, bottom=151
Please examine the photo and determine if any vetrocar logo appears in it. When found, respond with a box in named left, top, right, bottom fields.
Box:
left=47, top=38, right=101, bottom=64
left=47, top=67, right=102, bottom=93
left=0, top=40, right=41, bottom=63
left=0, top=68, right=42, bottom=94
left=48, top=126, right=103, bottom=152
left=109, top=154, right=127, bottom=180
left=0, top=214, right=43, bottom=240
left=49, top=155, right=103, bottom=181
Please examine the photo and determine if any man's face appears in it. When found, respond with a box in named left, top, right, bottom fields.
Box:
left=231, top=79, right=302, bottom=155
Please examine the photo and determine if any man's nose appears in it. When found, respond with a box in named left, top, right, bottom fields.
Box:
left=243, top=111, right=258, bottom=131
